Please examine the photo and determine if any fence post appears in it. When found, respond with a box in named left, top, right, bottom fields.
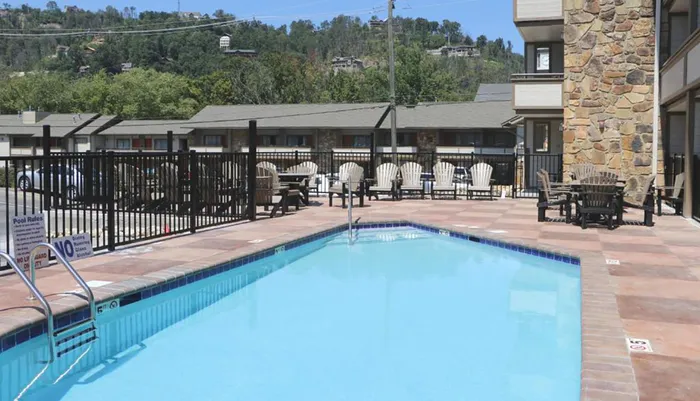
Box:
left=294, top=150, right=299, bottom=165
left=107, top=152, right=116, bottom=251
left=42, top=125, right=51, bottom=211
left=369, top=131, right=375, bottom=179
left=247, top=120, right=257, bottom=221
left=512, top=150, right=517, bottom=199
left=84, top=151, right=93, bottom=204
left=189, top=150, right=198, bottom=233
left=166, top=130, right=173, bottom=153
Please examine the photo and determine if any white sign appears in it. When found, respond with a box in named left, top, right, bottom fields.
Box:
left=11, top=213, right=47, bottom=271
left=626, top=338, right=653, bottom=353
left=51, top=233, right=94, bottom=262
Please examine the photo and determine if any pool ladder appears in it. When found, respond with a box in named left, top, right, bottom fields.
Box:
left=3, top=243, right=97, bottom=363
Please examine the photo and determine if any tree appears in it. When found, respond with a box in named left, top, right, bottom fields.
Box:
left=45, top=1, right=58, bottom=11
left=476, top=35, right=488, bottom=49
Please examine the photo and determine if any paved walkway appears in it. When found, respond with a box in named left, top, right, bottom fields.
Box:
left=1, top=197, right=699, bottom=400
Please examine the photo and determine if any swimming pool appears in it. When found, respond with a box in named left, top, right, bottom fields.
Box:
left=1, top=225, right=581, bottom=401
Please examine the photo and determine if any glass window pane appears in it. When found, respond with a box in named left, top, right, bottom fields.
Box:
left=536, top=47, right=550, bottom=72
left=534, top=123, right=549, bottom=152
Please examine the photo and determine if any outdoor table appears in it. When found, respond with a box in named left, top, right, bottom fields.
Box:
left=278, top=172, right=310, bottom=206
left=569, top=180, right=626, bottom=225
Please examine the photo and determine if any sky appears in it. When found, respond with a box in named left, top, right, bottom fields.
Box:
left=17, top=0, right=523, bottom=51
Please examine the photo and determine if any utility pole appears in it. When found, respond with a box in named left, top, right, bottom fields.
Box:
left=388, top=0, right=397, bottom=163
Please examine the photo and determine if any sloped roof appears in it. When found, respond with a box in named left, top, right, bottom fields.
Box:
left=185, top=101, right=514, bottom=130
left=99, top=120, right=193, bottom=136
left=75, top=115, right=118, bottom=135
left=474, top=83, right=513, bottom=102
left=0, top=113, right=99, bottom=137
left=185, top=103, right=391, bottom=129
left=399, top=101, right=515, bottom=129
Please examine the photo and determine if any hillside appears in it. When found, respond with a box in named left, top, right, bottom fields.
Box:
left=0, top=5, right=523, bottom=118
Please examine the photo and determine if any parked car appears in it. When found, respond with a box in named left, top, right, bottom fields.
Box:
left=16, top=165, right=103, bottom=200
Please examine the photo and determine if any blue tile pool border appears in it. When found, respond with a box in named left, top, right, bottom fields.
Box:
left=0, top=220, right=580, bottom=355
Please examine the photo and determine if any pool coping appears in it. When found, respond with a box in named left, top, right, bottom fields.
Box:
left=0, top=219, right=637, bottom=401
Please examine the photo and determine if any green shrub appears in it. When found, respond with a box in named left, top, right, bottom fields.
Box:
left=0, top=167, right=16, bottom=188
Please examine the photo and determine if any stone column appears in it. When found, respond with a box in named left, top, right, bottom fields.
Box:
left=417, top=131, right=437, bottom=153
left=562, top=0, right=656, bottom=194
left=232, top=130, right=247, bottom=151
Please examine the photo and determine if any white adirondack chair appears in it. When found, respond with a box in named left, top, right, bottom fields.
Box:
left=336, top=162, right=359, bottom=184
left=467, top=162, right=494, bottom=200
left=399, top=162, right=424, bottom=199
left=299, top=161, right=319, bottom=195
left=368, top=163, right=399, bottom=200
left=256, top=161, right=277, bottom=172
left=432, top=162, right=456, bottom=199
left=329, top=164, right=364, bottom=208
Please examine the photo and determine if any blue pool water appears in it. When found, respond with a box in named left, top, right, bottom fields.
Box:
left=1, top=228, right=581, bottom=401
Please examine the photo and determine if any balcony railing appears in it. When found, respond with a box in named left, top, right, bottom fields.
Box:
left=512, top=73, right=564, bottom=110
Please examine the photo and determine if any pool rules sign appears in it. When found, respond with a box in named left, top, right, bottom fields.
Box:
left=11, top=213, right=48, bottom=271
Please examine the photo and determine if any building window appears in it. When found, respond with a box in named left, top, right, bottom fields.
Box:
left=257, top=135, right=278, bottom=146
left=455, top=132, right=481, bottom=146
left=286, top=135, right=311, bottom=147
left=204, top=135, right=223, bottom=146
left=75, top=137, right=89, bottom=144
left=12, top=137, right=33, bottom=148
left=397, top=132, right=417, bottom=146
left=669, top=13, right=690, bottom=55
left=116, top=139, right=131, bottom=149
left=483, top=132, right=515, bottom=147
left=536, top=47, right=550, bottom=73
left=534, top=122, right=550, bottom=153
left=342, top=135, right=371, bottom=147
left=154, top=139, right=169, bottom=150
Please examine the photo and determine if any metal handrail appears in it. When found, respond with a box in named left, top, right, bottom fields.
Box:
left=347, top=179, right=353, bottom=242
left=0, top=251, right=55, bottom=361
left=30, top=243, right=96, bottom=323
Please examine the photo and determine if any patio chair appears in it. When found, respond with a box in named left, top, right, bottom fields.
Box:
left=570, top=163, right=597, bottom=181
left=399, top=162, right=424, bottom=199
left=115, top=163, right=151, bottom=210
left=537, top=170, right=572, bottom=223
left=620, top=175, right=655, bottom=227
left=299, top=161, right=320, bottom=196
left=256, top=161, right=278, bottom=172
left=254, top=166, right=287, bottom=218
left=259, top=165, right=301, bottom=211
left=467, top=163, right=494, bottom=200
left=368, top=163, right=399, bottom=200
left=154, top=162, right=181, bottom=213
left=431, top=162, right=457, bottom=200
left=577, top=176, right=618, bottom=230
left=657, top=172, right=684, bottom=216
left=329, top=164, right=364, bottom=208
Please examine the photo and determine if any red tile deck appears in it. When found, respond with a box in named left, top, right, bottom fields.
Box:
left=2, top=197, right=700, bottom=400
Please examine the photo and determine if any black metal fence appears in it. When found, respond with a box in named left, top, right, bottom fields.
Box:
left=0, top=149, right=565, bottom=270
left=256, top=150, right=562, bottom=198
left=0, top=151, right=248, bottom=270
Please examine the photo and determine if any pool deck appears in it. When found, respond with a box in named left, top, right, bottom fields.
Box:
left=1, top=197, right=700, bottom=400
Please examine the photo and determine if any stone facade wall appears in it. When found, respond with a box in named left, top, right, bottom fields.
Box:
left=231, top=130, right=247, bottom=150
left=417, top=130, right=438, bottom=152
left=316, top=129, right=337, bottom=152
left=562, top=0, right=656, bottom=196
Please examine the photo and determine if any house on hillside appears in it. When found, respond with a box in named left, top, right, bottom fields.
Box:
left=178, top=11, right=202, bottom=20
left=332, top=57, right=364, bottom=74
left=223, top=49, right=258, bottom=58
left=426, top=45, right=480, bottom=58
